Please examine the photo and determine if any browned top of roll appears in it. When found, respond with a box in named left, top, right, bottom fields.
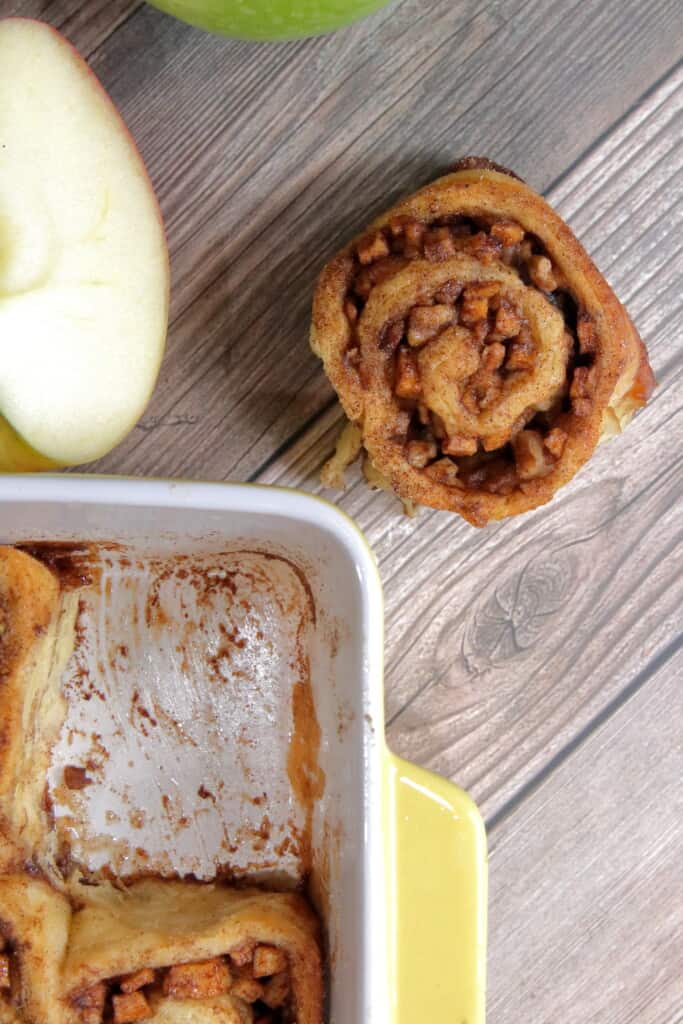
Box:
left=311, top=160, right=654, bottom=525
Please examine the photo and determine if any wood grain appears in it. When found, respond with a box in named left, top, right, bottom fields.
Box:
left=256, top=66, right=683, bottom=821
left=7, top=3, right=680, bottom=1018
left=487, top=658, right=683, bottom=1023
left=85, top=0, right=683, bottom=480
left=6, top=0, right=141, bottom=56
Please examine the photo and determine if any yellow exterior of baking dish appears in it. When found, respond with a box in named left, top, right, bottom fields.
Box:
left=385, top=752, right=487, bottom=1024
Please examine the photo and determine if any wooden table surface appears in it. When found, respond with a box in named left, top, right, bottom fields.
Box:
left=15, top=0, right=682, bottom=1018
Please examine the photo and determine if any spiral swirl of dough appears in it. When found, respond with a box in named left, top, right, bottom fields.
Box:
left=311, top=161, right=654, bottom=525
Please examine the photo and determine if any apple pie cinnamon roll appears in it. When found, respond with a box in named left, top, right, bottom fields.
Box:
left=0, top=877, right=321, bottom=1024
left=0, top=876, right=71, bottom=1024
left=0, top=548, right=78, bottom=875
left=311, top=158, right=654, bottom=525
left=63, top=879, right=322, bottom=1024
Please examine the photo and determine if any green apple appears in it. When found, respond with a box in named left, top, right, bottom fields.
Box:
left=145, top=0, right=390, bottom=40
left=0, top=18, right=169, bottom=471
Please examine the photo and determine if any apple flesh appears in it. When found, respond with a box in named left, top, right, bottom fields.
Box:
left=0, top=18, right=169, bottom=469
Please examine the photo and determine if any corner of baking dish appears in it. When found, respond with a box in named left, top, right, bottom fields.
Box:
left=0, top=475, right=487, bottom=1023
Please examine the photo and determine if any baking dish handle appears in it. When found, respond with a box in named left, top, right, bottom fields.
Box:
left=385, top=752, right=487, bottom=1024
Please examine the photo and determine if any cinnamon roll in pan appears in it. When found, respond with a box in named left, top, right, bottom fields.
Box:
left=0, top=549, right=78, bottom=877
left=63, top=880, right=321, bottom=1024
left=311, top=159, right=654, bottom=526
left=0, top=877, right=321, bottom=1024
left=0, top=876, right=70, bottom=1024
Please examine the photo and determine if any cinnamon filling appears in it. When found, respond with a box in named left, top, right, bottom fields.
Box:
left=0, top=934, right=18, bottom=1010
left=0, top=945, right=11, bottom=993
left=345, top=214, right=597, bottom=494
left=72, top=944, right=295, bottom=1024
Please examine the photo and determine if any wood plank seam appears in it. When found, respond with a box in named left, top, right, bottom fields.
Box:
left=486, top=660, right=682, bottom=1022
left=86, top=2, right=143, bottom=59
left=539, top=57, right=683, bottom=199
left=166, top=0, right=570, bottom=318
left=124, top=5, right=503, bottom=357
left=156, top=4, right=500, bottom=291
left=487, top=622, right=683, bottom=833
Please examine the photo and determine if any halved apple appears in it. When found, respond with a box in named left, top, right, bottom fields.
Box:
left=0, top=18, right=169, bottom=470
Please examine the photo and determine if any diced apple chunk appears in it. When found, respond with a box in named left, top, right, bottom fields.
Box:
left=163, top=959, right=231, bottom=999
left=229, top=942, right=256, bottom=968
left=262, top=972, right=290, bottom=1009
left=231, top=977, right=266, bottom=1003
left=253, top=945, right=288, bottom=978
left=72, top=982, right=107, bottom=1024
left=120, top=968, right=156, bottom=993
left=112, top=991, right=152, bottom=1023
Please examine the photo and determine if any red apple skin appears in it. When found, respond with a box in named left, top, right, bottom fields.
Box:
left=0, top=19, right=170, bottom=470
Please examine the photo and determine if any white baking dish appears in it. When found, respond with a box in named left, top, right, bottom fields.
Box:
left=0, top=475, right=486, bottom=1023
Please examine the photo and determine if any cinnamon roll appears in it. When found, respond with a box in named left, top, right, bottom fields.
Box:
left=311, top=158, right=654, bottom=525
left=0, top=876, right=70, bottom=1024
left=0, top=548, right=78, bottom=876
left=0, top=877, right=321, bottom=1024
